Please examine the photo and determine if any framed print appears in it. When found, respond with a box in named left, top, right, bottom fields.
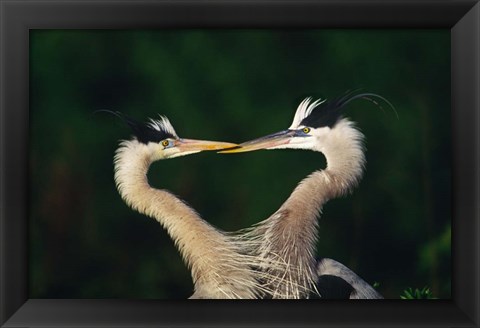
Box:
left=1, top=0, right=479, bottom=327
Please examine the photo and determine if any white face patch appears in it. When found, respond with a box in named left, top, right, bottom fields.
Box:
left=267, top=125, right=331, bottom=151
left=275, top=135, right=316, bottom=150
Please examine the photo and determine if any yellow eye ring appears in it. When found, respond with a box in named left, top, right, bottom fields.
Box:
left=302, top=127, right=311, bottom=134
left=161, top=140, right=169, bottom=147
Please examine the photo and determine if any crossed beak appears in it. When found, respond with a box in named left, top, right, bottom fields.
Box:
left=175, top=139, right=238, bottom=152
left=219, top=130, right=296, bottom=153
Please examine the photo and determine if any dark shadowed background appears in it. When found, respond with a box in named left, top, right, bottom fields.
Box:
left=29, top=29, right=450, bottom=299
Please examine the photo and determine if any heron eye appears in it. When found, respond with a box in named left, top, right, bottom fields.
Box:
left=302, top=127, right=311, bottom=134
left=161, top=140, right=170, bottom=148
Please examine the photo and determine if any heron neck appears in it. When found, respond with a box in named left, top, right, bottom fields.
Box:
left=259, top=121, right=365, bottom=298
left=113, top=140, right=256, bottom=298
left=283, top=121, right=365, bottom=238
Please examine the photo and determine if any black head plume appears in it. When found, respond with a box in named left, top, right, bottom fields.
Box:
left=299, top=90, right=395, bottom=129
left=95, top=110, right=177, bottom=144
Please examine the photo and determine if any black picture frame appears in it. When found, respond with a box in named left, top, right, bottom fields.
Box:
left=1, top=0, right=478, bottom=327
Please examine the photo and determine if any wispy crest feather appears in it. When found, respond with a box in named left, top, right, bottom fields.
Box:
left=297, top=90, right=396, bottom=129
left=289, top=97, right=326, bottom=129
left=148, top=115, right=178, bottom=138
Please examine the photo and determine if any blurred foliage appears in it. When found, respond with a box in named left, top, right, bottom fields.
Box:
left=29, top=29, right=451, bottom=299
left=400, top=287, right=436, bottom=299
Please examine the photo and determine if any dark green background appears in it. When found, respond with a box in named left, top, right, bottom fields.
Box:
left=29, top=29, right=451, bottom=299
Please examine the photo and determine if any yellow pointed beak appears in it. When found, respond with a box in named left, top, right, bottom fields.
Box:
left=219, top=130, right=296, bottom=153
left=175, top=139, right=238, bottom=152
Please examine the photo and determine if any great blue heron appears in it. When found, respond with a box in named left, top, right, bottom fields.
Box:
left=222, top=91, right=390, bottom=299
left=103, top=93, right=385, bottom=299
left=105, top=111, right=283, bottom=299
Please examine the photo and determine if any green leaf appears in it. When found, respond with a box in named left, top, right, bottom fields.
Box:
left=400, top=286, right=437, bottom=299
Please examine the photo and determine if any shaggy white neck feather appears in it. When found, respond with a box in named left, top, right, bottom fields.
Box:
left=113, top=140, right=259, bottom=299
left=254, top=119, right=365, bottom=299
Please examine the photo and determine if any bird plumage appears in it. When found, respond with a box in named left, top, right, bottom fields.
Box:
left=106, top=91, right=387, bottom=299
left=224, top=92, right=386, bottom=299
left=110, top=114, right=286, bottom=299
left=316, top=258, right=383, bottom=299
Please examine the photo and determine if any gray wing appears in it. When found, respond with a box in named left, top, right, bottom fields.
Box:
left=315, top=257, right=383, bottom=299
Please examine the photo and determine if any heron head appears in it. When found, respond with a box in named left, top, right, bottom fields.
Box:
left=102, top=111, right=237, bottom=159
left=220, top=91, right=391, bottom=154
